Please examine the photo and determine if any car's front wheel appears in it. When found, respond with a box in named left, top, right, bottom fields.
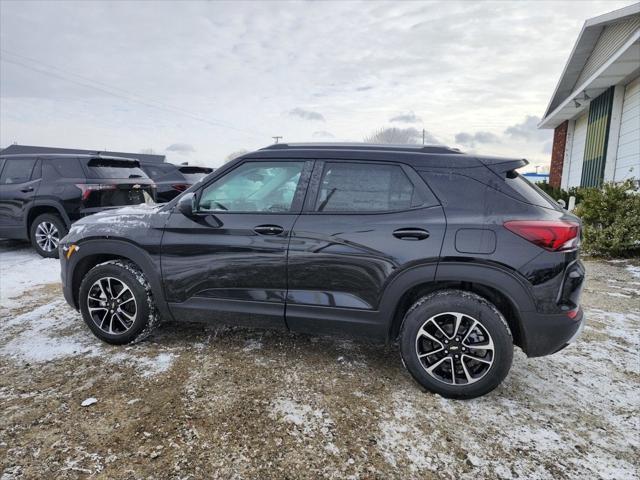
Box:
left=400, top=290, right=513, bottom=399
left=79, top=260, right=159, bottom=344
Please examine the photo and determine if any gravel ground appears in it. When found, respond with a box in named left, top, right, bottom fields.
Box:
left=0, top=239, right=638, bottom=479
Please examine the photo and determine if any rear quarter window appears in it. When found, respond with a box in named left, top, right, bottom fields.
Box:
left=504, top=172, right=561, bottom=210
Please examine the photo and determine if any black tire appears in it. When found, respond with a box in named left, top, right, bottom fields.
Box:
left=79, top=260, right=160, bottom=345
left=399, top=289, right=513, bottom=399
left=30, top=213, right=67, bottom=258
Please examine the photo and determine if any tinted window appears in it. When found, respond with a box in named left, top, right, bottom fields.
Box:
left=83, top=158, right=147, bottom=179
left=505, top=171, right=561, bottom=210
left=43, top=158, right=85, bottom=179
left=0, top=158, right=36, bottom=184
left=315, top=163, right=424, bottom=212
left=141, top=163, right=182, bottom=180
left=179, top=166, right=213, bottom=184
left=199, top=161, right=304, bottom=213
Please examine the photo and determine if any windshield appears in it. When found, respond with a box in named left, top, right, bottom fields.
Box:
left=84, top=158, right=148, bottom=179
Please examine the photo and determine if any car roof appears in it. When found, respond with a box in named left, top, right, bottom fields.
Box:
left=237, top=142, right=479, bottom=168
left=236, top=143, right=527, bottom=171
left=0, top=153, right=138, bottom=162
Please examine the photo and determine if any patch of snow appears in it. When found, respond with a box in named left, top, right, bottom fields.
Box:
left=377, top=390, right=440, bottom=472
left=242, top=338, right=263, bottom=352
left=1, top=299, right=177, bottom=378
left=605, top=291, right=631, bottom=298
left=0, top=245, right=60, bottom=309
left=81, top=397, right=97, bottom=407
left=270, top=398, right=335, bottom=439
left=626, top=264, right=640, bottom=279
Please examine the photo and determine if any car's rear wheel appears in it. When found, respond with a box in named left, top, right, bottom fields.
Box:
left=400, top=290, right=513, bottom=399
left=79, top=260, right=159, bottom=344
left=30, top=213, right=67, bottom=258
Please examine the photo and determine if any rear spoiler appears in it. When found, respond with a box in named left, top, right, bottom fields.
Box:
left=178, top=166, right=213, bottom=174
left=87, top=157, right=141, bottom=168
left=478, top=156, right=528, bottom=176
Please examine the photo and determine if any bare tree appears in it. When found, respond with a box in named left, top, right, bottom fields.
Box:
left=225, top=149, right=249, bottom=161
left=364, top=127, right=430, bottom=144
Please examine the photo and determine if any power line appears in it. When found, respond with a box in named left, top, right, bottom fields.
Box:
left=0, top=49, right=269, bottom=141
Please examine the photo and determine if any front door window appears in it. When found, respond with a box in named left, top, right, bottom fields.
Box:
left=198, top=161, right=304, bottom=213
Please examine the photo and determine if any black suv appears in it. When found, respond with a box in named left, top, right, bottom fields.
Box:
left=59, top=144, right=585, bottom=398
left=0, top=154, right=155, bottom=257
left=139, top=162, right=213, bottom=203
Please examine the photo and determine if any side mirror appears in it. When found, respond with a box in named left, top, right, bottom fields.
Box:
left=177, top=192, right=195, bottom=217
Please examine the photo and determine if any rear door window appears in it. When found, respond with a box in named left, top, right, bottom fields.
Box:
left=0, top=158, right=36, bottom=184
left=314, top=162, right=428, bottom=212
left=83, top=158, right=147, bottom=179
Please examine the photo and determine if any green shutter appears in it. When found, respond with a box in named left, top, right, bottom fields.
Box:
left=580, top=87, right=614, bottom=187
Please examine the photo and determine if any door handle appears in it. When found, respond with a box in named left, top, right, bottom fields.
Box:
left=393, top=228, right=429, bottom=240
left=254, top=224, right=284, bottom=235
left=20, top=186, right=34, bottom=193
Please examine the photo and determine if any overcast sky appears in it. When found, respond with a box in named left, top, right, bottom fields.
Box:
left=0, top=0, right=635, bottom=169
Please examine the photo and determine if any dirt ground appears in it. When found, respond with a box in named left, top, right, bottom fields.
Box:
left=0, top=241, right=638, bottom=479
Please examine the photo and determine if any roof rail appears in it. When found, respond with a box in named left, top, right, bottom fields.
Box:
left=260, top=142, right=461, bottom=154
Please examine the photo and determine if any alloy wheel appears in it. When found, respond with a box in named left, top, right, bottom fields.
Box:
left=35, top=221, right=60, bottom=252
left=87, top=277, right=138, bottom=334
left=415, top=312, right=495, bottom=385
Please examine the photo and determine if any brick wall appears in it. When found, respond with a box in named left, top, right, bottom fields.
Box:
left=549, top=121, right=568, bottom=188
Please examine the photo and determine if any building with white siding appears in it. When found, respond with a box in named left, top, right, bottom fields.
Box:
left=539, top=3, right=639, bottom=189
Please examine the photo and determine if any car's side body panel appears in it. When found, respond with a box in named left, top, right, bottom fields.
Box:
left=59, top=145, right=586, bottom=361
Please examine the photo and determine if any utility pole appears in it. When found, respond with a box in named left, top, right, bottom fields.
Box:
left=422, top=129, right=425, bottom=145
left=272, top=136, right=283, bottom=144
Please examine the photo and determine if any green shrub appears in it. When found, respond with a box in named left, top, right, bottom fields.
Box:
left=536, top=182, right=585, bottom=205
left=574, top=180, right=640, bottom=258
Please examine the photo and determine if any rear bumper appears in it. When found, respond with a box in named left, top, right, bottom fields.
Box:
left=520, top=307, right=585, bottom=357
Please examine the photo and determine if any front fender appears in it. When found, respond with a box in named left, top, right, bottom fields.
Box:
left=62, top=238, right=174, bottom=323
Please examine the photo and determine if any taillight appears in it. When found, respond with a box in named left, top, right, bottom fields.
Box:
left=75, top=183, right=117, bottom=201
left=171, top=184, right=189, bottom=192
left=504, top=220, right=580, bottom=252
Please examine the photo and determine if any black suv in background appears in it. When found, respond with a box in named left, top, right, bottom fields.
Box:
left=59, top=143, right=585, bottom=398
left=139, top=163, right=213, bottom=202
left=0, top=154, right=155, bottom=257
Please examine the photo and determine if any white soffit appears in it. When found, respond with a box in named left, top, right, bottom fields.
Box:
left=539, top=33, right=640, bottom=129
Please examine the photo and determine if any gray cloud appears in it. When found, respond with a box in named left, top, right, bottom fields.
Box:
left=0, top=0, right=627, bottom=166
left=288, top=108, right=325, bottom=122
left=455, top=131, right=500, bottom=147
left=313, top=130, right=335, bottom=138
left=166, top=143, right=195, bottom=154
left=390, top=111, right=422, bottom=124
left=504, top=116, right=549, bottom=142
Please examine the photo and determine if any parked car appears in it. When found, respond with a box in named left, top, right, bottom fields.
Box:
left=59, top=143, right=585, bottom=398
left=0, top=154, right=155, bottom=258
left=139, top=163, right=213, bottom=203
